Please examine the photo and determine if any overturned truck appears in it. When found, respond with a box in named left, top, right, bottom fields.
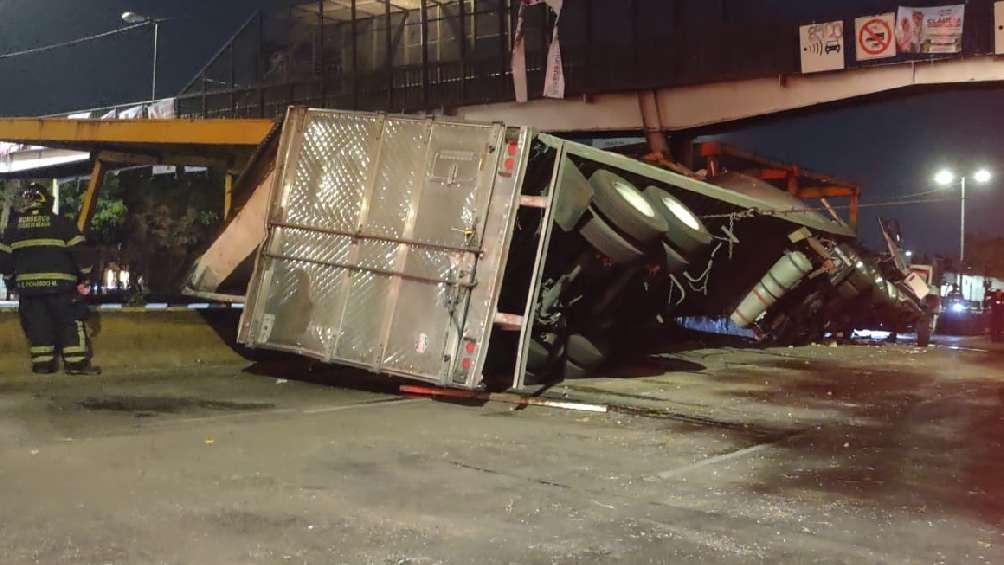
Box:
left=186, top=107, right=933, bottom=390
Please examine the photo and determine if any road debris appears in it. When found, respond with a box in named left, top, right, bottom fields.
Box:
left=399, top=385, right=608, bottom=413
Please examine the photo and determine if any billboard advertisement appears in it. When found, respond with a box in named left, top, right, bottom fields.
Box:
left=896, top=5, right=965, bottom=54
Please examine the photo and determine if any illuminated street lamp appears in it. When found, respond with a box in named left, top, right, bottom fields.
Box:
left=934, top=169, right=955, bottom=186
left=122, top=11, right=162, bottom=100
left=974, top=168, right=993, bottom=184
left=120, top=11, right=147, bottom=24
left=934, top=167, right=993, bottom=282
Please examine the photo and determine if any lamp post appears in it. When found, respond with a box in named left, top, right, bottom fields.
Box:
left=121, top=11, right=162, bottom=100
left=934, top=168, right=993, bottom=285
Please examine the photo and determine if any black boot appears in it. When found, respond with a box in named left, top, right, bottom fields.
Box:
left=32, top=364, right=58, bottom=375
left=65, top=363, right=101, bottom=376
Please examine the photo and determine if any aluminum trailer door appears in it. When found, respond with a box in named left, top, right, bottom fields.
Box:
left=239, top=108, right=528, bottom=388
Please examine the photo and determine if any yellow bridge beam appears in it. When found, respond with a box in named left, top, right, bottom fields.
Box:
left=77, top=159, right=107, bottom=233
left=0, top=118, right=275, bottom=148
left=0, top=117, right=279, bottom=233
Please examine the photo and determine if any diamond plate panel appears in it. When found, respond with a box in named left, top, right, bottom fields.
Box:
left=363, top=118, right=429, bottom=239
left=332, top=239, right=399, bottom=365
left=255, top=257, right=346, bottom=356
left=273, top=112, right=383, bottom=231
left=410, top=122, right=504, bottom=249
left=242, top=109, right=519, bottom=388
left=382, top=248, right=465, bottom=376
left=382, top=280, right=458, bottom=377
left=268, top=226, right=353, bottom=265
left=403, top=247, right=463, bottom=281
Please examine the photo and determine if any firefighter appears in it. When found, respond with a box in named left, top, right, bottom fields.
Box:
left=0, top=184, right=99, bottom=374
left=990, top=289, right=1004, bottom=343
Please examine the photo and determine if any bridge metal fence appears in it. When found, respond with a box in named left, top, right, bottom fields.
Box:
left=42, top=0, right=1004, bottom=122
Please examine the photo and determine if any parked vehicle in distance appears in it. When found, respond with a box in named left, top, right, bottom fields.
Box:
left=939, top=292, right=987, bottom=335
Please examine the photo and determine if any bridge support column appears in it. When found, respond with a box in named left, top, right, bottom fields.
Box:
left=77, top=159, right=107, bottom=233
left=638, top=91, right=694, bottom=174
left=224, top=172, right=235, bottom=220
left=638, top=91, right=669, bottom=158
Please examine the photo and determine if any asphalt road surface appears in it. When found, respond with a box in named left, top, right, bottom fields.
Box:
left=0, top=336, right=1001, bottom=564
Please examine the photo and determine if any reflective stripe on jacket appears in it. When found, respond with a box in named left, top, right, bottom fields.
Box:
left=0, top=209, right=95, bottom=295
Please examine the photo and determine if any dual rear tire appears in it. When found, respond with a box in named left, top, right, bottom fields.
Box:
left=581, top=170, right=713, bottom=266
left=542, top=169, right=714, bottom=380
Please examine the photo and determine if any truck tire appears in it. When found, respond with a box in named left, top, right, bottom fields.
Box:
left=589, top=170, right=668, bottom=244
left=642, top=186, right=713, bottom=256
left=566, top=333, right=608, bottom=369
left=660, top=241, right=689, bottom=274
left=525, top=338, right=551, bottom=371
left=563, top=359, right=588, bottom=379
left=836, top=280, right=860, bottom=301
left=579, top=212, right=645, bottom=264
left=525, top=334, right=566, bottom=384
left=916, top=312, right=932, bottom=347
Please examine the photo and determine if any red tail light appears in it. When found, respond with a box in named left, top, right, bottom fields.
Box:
left=499, top=141, right=519, bottom=178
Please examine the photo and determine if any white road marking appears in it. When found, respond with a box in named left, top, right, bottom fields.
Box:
left=301, top=398, right=425, bottom=414
left=650, top=440, right=780, bottom=481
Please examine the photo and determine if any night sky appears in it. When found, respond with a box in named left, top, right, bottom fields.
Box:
left=716, top=87, right=1004, bottom=257
left=0, top=0, right=281, bottom=111
left=0, top=0, right=1001, bottom=255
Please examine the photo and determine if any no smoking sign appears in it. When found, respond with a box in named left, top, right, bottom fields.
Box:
left=855, top=13, right=896, bottom=61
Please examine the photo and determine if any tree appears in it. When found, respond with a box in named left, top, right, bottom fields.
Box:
left=120, top=168, right=224, bottom=294
left=59, top=167, right=225, bottom=295
left=60, top=174, right=128, bottom=246
left=0, top=181, right=15, bottom=232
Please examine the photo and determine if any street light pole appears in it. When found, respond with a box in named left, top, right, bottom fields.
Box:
left=935, top=167, right=992, bottom=289
left=959, top=175, right=966, bottom=270
left=122, top=11, right=161, bottom=101
left=151, top=20, right=159, bottom=100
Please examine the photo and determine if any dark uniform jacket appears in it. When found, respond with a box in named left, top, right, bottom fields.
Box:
left=0, top=208, right=94, bottom=296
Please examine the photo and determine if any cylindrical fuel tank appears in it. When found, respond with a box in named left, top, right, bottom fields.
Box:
left=846, top=258, right=876, bottom=293
left=870, top=275, right=904, bottom=307
left=871, top=277, right=889, bottom=303
left=887, top=282, right=900, bottom=303
left=730, top=250, right=813, bottom=328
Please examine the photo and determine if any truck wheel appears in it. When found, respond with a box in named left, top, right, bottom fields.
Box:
left=525, top=338, right=551, bottom=371
left=660, top=241, right=689, bottom=274
left=563, top=359, right=588, bottom=379
left=642, top=186, right=712, bottom=256
left=579, top=211, right=645, bottom=264
left=566, top=333, right=609, bottom=369
left=589, top=170, right=668, bottom=244
left=916, top=313, right=932, bottom=347
left=836, top=280, right=860, bottom=301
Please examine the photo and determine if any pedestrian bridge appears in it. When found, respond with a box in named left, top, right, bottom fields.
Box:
left=164, top=0, right=1004, bottom=136
left=4, top=0, right=1004, bottom=178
